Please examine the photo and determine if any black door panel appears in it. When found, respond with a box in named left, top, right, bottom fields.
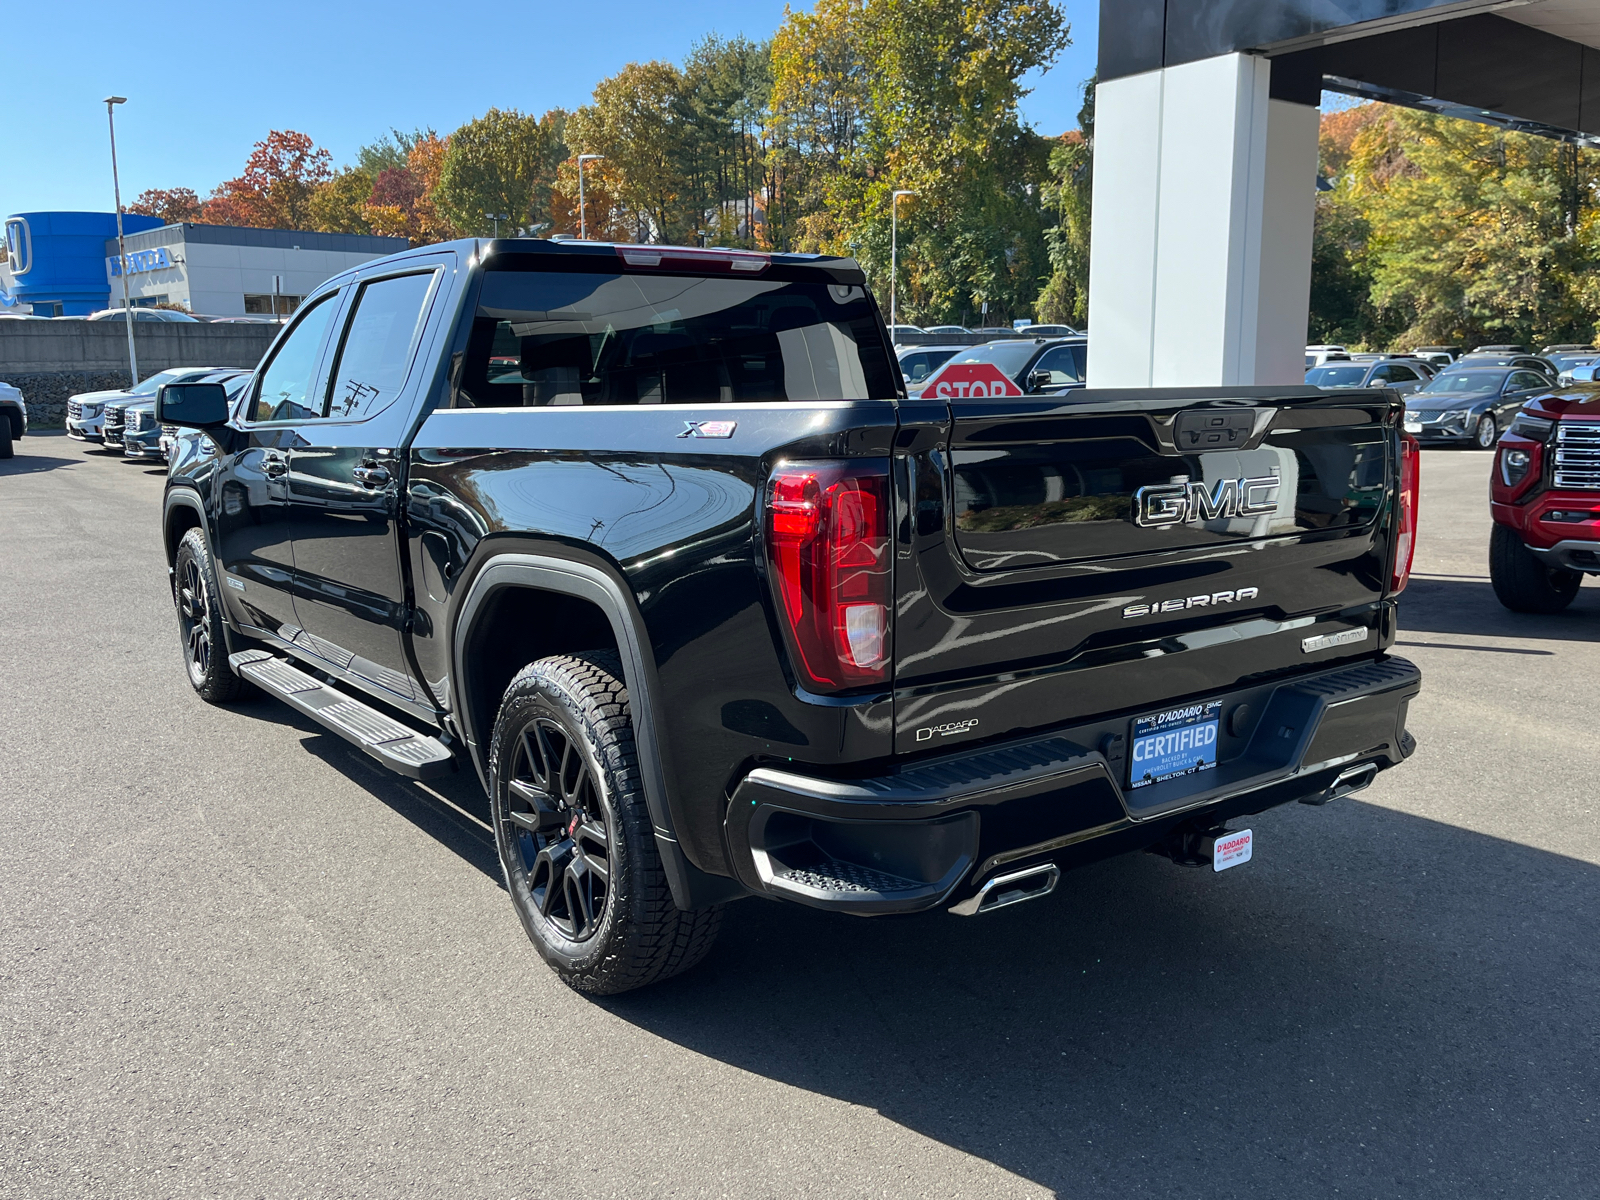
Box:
left=282, top=262, right=449, bottom=707
left=213, top=432, right=299, bottom=636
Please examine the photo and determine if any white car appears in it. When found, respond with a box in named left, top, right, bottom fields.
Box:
left=0, top=381, right=26, bottom=458
left=84, top=307, right=200, bottom=323
left=1305, top=345, right=1350, bottom=369
left=66, top=367, right=230, bottom=444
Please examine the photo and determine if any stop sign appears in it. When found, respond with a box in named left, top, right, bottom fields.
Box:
left=918, top=360, right=1022, bottom=398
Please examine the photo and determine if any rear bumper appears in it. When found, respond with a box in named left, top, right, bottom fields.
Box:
left=724, top=655, right=1421, bottom=915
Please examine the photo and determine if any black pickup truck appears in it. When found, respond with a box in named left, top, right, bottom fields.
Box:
left=157, top=238, right=1422, bottom=994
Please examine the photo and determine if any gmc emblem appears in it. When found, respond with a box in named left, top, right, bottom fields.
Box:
left=1132, top=476, right=1280, bottom=527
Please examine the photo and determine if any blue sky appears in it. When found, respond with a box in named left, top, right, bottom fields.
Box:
left=5, top=1, right=1098, bottom=219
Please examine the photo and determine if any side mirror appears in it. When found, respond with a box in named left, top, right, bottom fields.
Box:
left=1028, top=369, right=1053, bottom=392
left=156, top=381, right=230, bottom=429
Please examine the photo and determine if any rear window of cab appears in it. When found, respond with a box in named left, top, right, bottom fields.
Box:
left=456, top=269, right=900, bottom=407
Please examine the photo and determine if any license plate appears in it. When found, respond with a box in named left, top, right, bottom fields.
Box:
left=1129, top=700, right=1222, bottom=790
left=1403, top=418, right=1422, bottom=433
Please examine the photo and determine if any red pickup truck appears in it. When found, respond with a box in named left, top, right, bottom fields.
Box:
left=1490, top=390, right=1600, bottom=611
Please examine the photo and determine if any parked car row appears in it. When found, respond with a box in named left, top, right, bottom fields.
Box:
left=65, top=367, right=252, bottom=461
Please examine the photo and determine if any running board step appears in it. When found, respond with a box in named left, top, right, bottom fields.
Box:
left=230, top=650, right=455, bottom=780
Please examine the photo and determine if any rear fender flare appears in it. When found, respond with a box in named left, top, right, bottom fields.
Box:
left=452, top=554, right=733, bottom=910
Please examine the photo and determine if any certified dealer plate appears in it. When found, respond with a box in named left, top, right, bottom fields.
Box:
left=1129, top=700, right=1222, bottom=790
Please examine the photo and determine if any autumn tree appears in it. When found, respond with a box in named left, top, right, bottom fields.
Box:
left=436, top=107, right=568, bottom=237
left=202, top=130, right=333, bottom=229
left=129, top=187, right=203, bottom=224
left=765, top=0, right=1066, bottom=325
left=1036, top=74, right=1095, bottom=326
left=364, top=132, right=456, bottom=245
left=308, top=168, right=374, bottom=234
left=562, top=61, right=691, bottom=242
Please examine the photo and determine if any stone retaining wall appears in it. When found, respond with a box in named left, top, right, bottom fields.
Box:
left=0, top=322, right=278, bottom=426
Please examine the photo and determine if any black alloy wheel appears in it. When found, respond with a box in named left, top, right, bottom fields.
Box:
left=1475, top=413, right=1498, bottom=449
left=489, top=652, right=723, bottom=994
left=177, top=555, right=213, bottom=686
left=503, top=716, right=613, bottom=942
left=172, top=527, right=248, bottom=703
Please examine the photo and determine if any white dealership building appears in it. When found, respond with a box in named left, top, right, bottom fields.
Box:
left=105, top=223, right=409, bottom=318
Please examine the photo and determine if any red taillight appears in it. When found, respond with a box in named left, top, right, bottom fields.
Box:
left=765, top=461, right=891, bottom=690
left=1390, top=434, right=1420, bottom=595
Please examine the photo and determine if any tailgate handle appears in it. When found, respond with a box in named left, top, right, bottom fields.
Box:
left=1175, top=410, right=1255, bottom=451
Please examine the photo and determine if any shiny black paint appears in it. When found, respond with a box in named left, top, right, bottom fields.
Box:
left=164, top=237, right=1416, bottom=906
left=405, top=403, right=898, bottom=876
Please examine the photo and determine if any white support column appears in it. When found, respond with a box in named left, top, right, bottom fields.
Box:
left=1086, top=54, right=1320, bottom=388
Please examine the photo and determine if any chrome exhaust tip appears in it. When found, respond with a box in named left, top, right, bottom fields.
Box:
left=1302, top=761, right=1380, bottom=806
left=949, top=862, right=1060, bottom=916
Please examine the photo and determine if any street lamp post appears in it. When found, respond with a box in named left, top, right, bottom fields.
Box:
left=485, top=212, right=507, bottom=238
left=577, top=155, right=604, bottom=240
left=890, top=189, right=917, bottom=332
left=104, top=95, right=137, bottom=384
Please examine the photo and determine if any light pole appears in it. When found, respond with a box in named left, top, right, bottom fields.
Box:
left=485, top=212, right=507, bottom=238
left=577, top=155, right=604, bottom=240
left=104, top=95, right=137, bottom=384
left=890, top=189, right=916, bottom=331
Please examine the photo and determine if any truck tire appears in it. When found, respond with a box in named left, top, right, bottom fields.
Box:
left=489, top=652, right=722, bottom=994
left=173, top=527, right=250, bottom=703
left=1490, top=523, right=1581, bottom=613
left=0, top=416, right=12, bottom=459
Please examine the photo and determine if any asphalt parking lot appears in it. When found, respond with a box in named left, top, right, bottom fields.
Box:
left=3, top=432, right=1597, bottom=1199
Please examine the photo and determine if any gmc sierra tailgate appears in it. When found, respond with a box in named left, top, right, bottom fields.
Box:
left=891, top=387, right=1403, bottom=761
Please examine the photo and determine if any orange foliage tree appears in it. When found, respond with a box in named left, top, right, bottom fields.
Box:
left=128, top=187, right=204, bottom=224
left=202, top=131, right=334, bottom=229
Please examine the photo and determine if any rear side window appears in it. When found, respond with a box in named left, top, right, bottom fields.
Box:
left=458, top=269, right=897, bottom=407
left=326, top=271, right=438, bottom=420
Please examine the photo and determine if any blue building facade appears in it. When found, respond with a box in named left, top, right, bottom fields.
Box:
left=2, top=211, right=164, bottom=315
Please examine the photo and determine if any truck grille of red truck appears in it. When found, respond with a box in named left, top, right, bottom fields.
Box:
left=1554, top=423, right=1600, bottom=490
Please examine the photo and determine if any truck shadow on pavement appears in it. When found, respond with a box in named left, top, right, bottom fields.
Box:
left=0, top=451, right=83, bottom=476
left=225, top=678, right=1599, bottom=1196
left=237, top=696, right=503, bottom=882
left=602, top=800, right=1599, bottom=1198
left=1400, top=576, right=1600, bottom=644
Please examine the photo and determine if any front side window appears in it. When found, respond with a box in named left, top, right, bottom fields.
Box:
left=250, top=292, right=340, bottom=423
left=458, top=269, right=897, bottom=407
left=1510, top=371, right=1547, bottom=392
left=326, top=272, right=438, bottom=420
left=1032, top=344, right=1084, bottom=385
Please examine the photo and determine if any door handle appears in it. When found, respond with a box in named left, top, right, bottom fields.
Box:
left=262, top=457, right=287, bottom=478
left=353, top=465, right=391, bottom=488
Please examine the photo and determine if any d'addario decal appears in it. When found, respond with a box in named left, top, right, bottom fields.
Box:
left=916, top=719, right=979, bottom=742
left=678, top=420, right=737, bottom=439
left=1123, top=587, right=1259, bottom=620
